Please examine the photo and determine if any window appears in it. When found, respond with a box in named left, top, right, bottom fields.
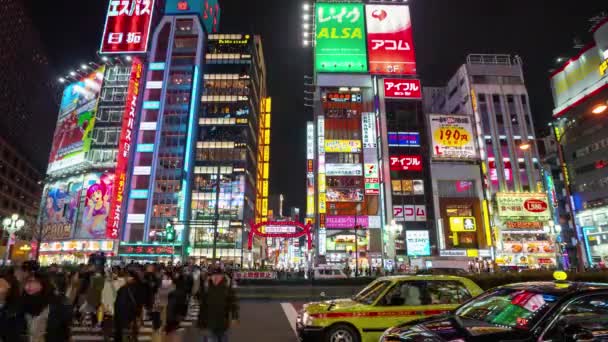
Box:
left=543, top=294, right=608, bottom=341
left=426, top=281, right=472, bottom=305
left=351, top=280, right=392, bottom=305
left=379, top=281, right=428, bottom=306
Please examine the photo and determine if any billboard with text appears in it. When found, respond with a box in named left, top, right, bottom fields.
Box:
left=100, top=0, right=156, bottom=54
left=315, top=3, right=367, bottom=73
left=366, top=4, right=416, bottom=75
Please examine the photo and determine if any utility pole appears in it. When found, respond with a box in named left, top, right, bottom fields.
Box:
left=212, top=167, right=222, bottom=260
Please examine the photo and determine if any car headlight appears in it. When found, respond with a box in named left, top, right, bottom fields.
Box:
left=302, top=312, right=313, bottom=326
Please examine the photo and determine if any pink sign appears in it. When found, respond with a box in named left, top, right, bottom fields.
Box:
left=326, top=216, right=369, bottom=229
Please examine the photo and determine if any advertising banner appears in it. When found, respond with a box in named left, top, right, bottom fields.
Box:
left=496, top=193, right=551, bottom=219
left=100, top=0, right=156, bottom=54
left=429, top=114, right=478, bottom=160
left=383, top=79, right=421, bottom=98
left=550, top=44, right=604, bottom=113
left=47, top=68, right=104, bottom=174
left=366, top=4, right=416, bottom=75
left=326, top=163, right=363, bottom=176
left=326, top=188, right=364, bottom=202
left=393, top=205, right=426, bottom=222
left=107, top=58, right=143, bottom=239
left=325, top=140, right=362, bottom=153
left=388, top=132, right=420, bottom=147
left=77, top=173, right=115, bottom=239
left=42, top=177, right=84, bottom=241
left=361, top=112, right=377, bottom=148
left=389, top=155, right=422, bottom=171
left=392, top=179, right=424, bottom=195
left=326, top=216, right=369, bottom=229
left=406, top=230, right=430, bottom=256
left=315, top=3, right=367, bottom=73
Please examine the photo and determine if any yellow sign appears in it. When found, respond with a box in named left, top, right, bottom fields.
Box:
left=466, top=249, right=479, bottom=258
left=553, top=271, right=567, bottom=281
left=318, top=195, right=326, bottom=214
left=433, top=127, right=471, bottom=147
left=600, top=58, right=608, bottom=76
left=324, top=140, right=362, bottom=153
left=449, top=217, right=477, bottom=232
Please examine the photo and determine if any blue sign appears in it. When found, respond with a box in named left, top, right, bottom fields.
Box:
left=406, top=230, right=431, bottom=257
left=388, top=132, right=420, bottom=147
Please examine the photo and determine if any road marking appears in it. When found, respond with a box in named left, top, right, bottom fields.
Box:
left=281, top=302, right=298, bottom=336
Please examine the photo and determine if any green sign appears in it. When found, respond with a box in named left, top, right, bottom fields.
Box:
left=315, top=3, right=367, bottom=73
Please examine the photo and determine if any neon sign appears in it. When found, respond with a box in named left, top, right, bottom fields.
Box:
left=107, top=57, right=143, bottom=239
left=100, top=0, right=155, bottom=54
left=248, top=220, right=312, bottom=250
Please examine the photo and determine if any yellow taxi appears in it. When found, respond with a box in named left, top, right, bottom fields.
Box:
left=296, top=275, right=483, bottom=342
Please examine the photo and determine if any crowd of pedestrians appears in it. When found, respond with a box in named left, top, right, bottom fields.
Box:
left=0, top=257, right=239, bottom=342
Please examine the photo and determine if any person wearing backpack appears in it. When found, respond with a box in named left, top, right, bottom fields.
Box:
left=197, top=266, right=239, bottom=342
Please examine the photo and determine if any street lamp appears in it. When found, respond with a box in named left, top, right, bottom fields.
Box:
left=2, top=214, right=25, bottom=265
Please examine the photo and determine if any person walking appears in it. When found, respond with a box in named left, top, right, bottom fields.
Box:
left=21, top=272, right=72, bottom=342
left=0, top=274, right=27, bottom=342
left=84, top=267, right=105, bottom=326
left=114, top=270, right=144, bottom=342
left=197, top=266, right=239, bottom=342
left=101, top=268, right=126, bottom=341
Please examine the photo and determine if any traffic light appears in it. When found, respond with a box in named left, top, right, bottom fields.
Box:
left=165, top=221, right=175, bottom=242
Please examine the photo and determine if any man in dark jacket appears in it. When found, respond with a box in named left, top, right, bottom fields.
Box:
left=198, top=266, right=239, bottom=342
left=114, top=270, right=144, bottom=342
left=0, top=275, right=27, bottom=342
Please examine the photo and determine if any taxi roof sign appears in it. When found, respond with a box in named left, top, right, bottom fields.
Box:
left=553, top=271, right=567, bottom=281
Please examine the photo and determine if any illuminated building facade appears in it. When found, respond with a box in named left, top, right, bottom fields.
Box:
left=190, top=34, right=270, bottom=263
left=550, top=19, right=608, bottom=266
left=123, top=6, right=207, bottom=251
left=189, top=33, right=268, bottom=264
left=39, top=59, right=136, bottom=264
left=425, top=54, right=550, bottom=268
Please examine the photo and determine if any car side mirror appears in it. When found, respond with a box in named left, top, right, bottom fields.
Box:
left=564, top=324, right=594, bottom=342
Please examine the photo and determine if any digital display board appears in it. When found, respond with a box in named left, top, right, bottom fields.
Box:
left=315, top=3, right=367, bottom=73
left=388, top=132, right=420, bottom=147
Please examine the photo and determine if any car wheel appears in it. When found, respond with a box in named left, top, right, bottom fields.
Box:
left=325, top=324, right=360, bottom=342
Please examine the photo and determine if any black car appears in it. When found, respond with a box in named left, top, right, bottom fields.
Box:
left=380, top=281, right=608, bottom=342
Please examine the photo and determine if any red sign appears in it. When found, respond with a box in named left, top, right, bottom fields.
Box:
left=248, top=221, right=313, bottom=251
left=177, top=1, right=189, bottom=10
left=118, top=244, right=180, bottom=256
left=100, top=0, right=155, bottom=54
left=389, top=155, right=422, bottom=171
left=365, top=5, right=416, bottom=75
left=384, top=79, right=421, bottom=99
left=524, top=199, right=548, bottom=213
left=107, top=57, right=143, bottom=239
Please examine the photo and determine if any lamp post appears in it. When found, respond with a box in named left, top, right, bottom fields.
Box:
left=354, top=203, right=362, bottom=277
left=2, top=214, right=25, bottom=265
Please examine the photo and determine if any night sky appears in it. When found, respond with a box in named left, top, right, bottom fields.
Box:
left=25, top=0, right=607, bottom=212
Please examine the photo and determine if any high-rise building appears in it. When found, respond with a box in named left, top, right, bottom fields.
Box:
left=549, top=18, right=608, bottom=266
left=0, top=136, right=43, bottom=228
left=39, top=59, right=137, bottom=264
left=0, top=0, right=59, bottom=170
left=304, top=1, right=427, bottom=270
left=191, top=33, right=268, bottom=264
left=116, top=1, right=268, bottom=264
left=424, top=54, right=552, bottom=268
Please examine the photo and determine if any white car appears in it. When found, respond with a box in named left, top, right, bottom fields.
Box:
left=314, top=266, right=348, bottom=279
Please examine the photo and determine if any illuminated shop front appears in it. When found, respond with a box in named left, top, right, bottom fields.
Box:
left=578, top=204, right=608, bottom=265
left=494, top=193, right=556, bottom=267
left=38, top=240, right=115, bottom=265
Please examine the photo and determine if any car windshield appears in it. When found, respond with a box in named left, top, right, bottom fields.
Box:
left=455, top=288, right=561, bottom=331
left=352, top=280, right=392, bottom=305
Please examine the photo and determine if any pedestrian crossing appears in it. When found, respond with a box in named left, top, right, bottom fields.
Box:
left=71, top=303, right=200, bottom=341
